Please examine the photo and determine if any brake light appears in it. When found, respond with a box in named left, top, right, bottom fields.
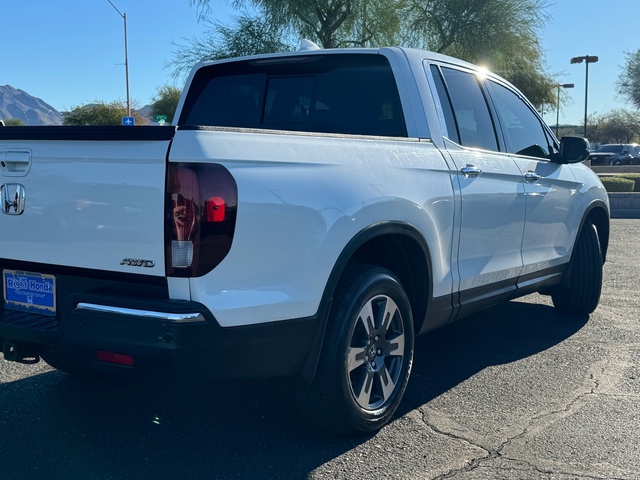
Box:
left=206, top=196, right=226, bottom=223
left=165, top=163, right=238, bottom=277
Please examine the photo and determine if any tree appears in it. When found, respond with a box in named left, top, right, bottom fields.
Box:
left=189, top=0, right=403, bottom=49
left=403, top=0, right=554, bottom=105
left=616, top=49, right=640, bottom=110
left=170, top=12, right=294, bottom=78
left=63, top=101, right=147, bottom=126
left=150, top=85, right=183, bottom=124
left=601, top=110, right=640, bottom=143
left=2, top=118, right=26, bottom=126
left=557, top=126, right=579, bottom=139
left=182, top=0, right=556, bottom=104
left=503, top=62, right=557, bottom=108
left=586, top=109, right=640, bottom=145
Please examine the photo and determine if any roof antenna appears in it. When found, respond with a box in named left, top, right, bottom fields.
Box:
left=299, top=39, right=321, bottom=51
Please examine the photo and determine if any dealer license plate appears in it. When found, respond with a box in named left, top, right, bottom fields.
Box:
left=3, top=270, right=56, bottom=316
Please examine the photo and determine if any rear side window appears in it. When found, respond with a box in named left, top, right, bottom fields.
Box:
left=429, top=65, right=460, bottom=144
left=438, top=67, right=499, bottom=152
left=181, top=54, right=407, bottom=137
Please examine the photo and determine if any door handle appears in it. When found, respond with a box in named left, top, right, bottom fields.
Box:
left=460, top=165, right=482, bottom=178
left=524, top=171, right=540, bottom=183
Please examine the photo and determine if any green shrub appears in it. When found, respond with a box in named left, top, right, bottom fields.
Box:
left=619, top=174, right=640, bottom=192
left=600, top=177, right=635, bottom=192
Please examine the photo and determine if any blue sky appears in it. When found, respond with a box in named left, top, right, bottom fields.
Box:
left=2, top=0, right=639, bottom=126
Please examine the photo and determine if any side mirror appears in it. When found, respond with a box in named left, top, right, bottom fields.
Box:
left=558, top=136, right=590, bottom=164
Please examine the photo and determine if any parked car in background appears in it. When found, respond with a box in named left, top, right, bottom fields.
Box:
left=588, top=144, right=640, bottom=165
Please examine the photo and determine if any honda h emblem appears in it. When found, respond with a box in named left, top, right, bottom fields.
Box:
left=1, top=184, right=26, bottom=215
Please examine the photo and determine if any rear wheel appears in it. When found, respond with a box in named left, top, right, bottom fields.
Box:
left=552, top=220, right=603, bottom=315
left=297, top=265, right=414, bottom=436
left=42, top=350, right=89, bottom=375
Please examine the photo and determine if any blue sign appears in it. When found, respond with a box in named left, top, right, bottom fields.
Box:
left=122, top=116, right=135, bottom=126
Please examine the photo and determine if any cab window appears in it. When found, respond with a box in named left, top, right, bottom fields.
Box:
left=437, top=66, right=499, bottom=152
left=181, top=54, right=407, bottom=138
left=487, top=80, right=553, bottom=159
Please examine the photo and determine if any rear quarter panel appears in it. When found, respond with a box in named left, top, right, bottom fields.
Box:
left=168, top=128, right=455, bottom=327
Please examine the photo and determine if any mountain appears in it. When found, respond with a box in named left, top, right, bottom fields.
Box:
left=0, top=85, right=63, bottom=125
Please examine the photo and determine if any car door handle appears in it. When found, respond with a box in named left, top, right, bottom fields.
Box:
left=461, top=165, right=482, bottom=178
left=524, top=171, right=540, bottom=183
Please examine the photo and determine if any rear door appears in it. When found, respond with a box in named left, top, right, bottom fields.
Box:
left=427, top=64, right=526, bottom=313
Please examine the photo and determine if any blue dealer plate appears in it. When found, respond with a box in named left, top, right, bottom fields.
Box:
left=3, top=270, right=56, bottom=316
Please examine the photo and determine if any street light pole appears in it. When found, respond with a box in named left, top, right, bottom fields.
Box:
left=570, top=55, right=598, bottom=138
left=107, top=0, right=131, bottom=117
left=555, top=83, right=574, bottom=137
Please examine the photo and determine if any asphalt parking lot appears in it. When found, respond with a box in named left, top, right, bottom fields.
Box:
left=1, top=219, right=639, bottom=480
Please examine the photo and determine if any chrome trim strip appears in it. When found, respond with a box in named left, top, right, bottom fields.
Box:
left=75, top=303, right=206, bottom=323
left=516, top=272, right=563, bottom=290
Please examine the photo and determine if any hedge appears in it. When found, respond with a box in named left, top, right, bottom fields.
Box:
left=599, top=176, right=635, bottom=192
left=618, top=174, right=640, bottom=192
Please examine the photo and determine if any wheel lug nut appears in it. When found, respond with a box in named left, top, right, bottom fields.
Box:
left=377, top=348, right=382, bottom=356
left=370, top=361, right=376, bottom=368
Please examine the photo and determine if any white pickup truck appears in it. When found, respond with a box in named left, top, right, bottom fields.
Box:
left=0, top=46, right=609, bottom=435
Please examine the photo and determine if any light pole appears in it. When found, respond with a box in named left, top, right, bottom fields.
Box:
left=570, top=55, right=598, bottom=137
left=555, top=83, right=574, bottom=137
left=20, top=107, right=30, bottom=125
left=107, top=0, right=131, bottom=117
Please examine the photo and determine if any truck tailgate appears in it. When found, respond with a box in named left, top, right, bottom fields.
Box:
left=0, top=129, right=171, bottom=277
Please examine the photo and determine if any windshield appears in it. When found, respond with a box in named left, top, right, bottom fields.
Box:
left=596, top=145, right=623, bottom=153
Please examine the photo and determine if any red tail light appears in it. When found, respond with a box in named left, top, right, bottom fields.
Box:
left=206, top=196, right=226, bottom=223
left=165, top=163, right=238, bottom=277
left=97, top=350, right=134, bottom=367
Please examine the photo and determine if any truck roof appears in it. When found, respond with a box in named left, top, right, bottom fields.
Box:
left=192, top=45, right=489, bottom=80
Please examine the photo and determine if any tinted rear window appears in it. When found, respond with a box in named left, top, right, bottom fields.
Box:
left=438, top=67, right=499, bottom=152
left=180, top=54, right=407, bottom=137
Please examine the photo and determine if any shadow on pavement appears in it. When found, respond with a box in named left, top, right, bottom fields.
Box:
left=402, top=300, right=588, bottom=414
left=0, top=299, right=587, bottom=480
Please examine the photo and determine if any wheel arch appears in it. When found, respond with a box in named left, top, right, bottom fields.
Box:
left=333, top=223, right=432, bottom=333
left=300, top=222, right=433, bottom=384
left=582, top=200, right=610, bottom=262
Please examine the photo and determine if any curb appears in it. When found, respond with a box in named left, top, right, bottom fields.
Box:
left=608, top=193, right=640, bottom=219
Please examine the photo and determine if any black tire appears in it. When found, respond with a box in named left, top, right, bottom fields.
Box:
left=296, top=264, right=414, bottom=436
left=552, top=220, right=603, bottom=315
left=41, top=350, right=85, bottom=375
